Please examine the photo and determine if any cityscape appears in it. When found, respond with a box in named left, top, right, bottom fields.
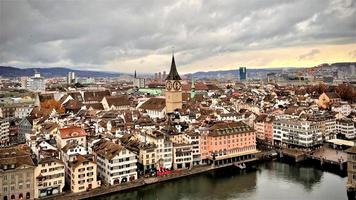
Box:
left=0, top=1, right=356, bottom=200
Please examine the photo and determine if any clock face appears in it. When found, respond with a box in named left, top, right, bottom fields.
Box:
left=173, top=81, right=181, bottom=90
left=166, top=81, right=172, bottom=90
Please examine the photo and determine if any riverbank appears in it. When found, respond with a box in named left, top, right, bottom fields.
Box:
left=41, top=147, right=347, bottom=200
left=90, top=161, right=348, bottom=200
left=43, top=158, right=258, bottom=200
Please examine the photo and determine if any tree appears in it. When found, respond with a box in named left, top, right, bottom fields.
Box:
left=40, top=99, right=65, bottom=113
left=336, top=84, right=356, bottom=103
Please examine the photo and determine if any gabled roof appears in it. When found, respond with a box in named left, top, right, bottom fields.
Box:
left=104, top=95, right=130, bottom=107
left=166, top=55, right=181, bottom=80
left=84, top=90, right=110, bottom=102
left=68, top=154, right=94, bottom=168
left=139, top=97, right=166, bottom=111
left=0, top=145, right=35, bottom=169
left=93, top=140, right=125, bottom=160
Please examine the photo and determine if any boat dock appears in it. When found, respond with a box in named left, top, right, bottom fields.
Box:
left=279, top=147, right=347, bottom=170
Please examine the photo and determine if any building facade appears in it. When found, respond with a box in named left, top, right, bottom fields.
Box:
left=94, top=140, right=138, bottom=185
left=273, top=119, right=323, bottom=148
left=34, top=158, right=65, bottom=199
left=0, top=146, right=35, bottom=200
left=200, top=121, right=257, bottom=164
left=0, top=118, right=10, bottom=146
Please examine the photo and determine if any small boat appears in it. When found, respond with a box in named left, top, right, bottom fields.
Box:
left=234, top=163, right=246, bottom=169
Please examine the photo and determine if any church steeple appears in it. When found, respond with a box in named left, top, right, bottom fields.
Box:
left=166, top=54, right=181, bottom=80
left=134, top=70, right=137, bottom=78
left=165, top=52, right=182, bottom=113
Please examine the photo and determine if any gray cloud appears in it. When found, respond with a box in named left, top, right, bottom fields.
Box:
left=0, top=0, right=355, bottom=72
left=298, top=49, right=321, bottom=60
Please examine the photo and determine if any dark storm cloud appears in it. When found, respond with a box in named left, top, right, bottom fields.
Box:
left=0, top=0, right=355, bottom=71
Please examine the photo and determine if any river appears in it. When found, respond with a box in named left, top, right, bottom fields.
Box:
left=95, top=161, right=347, bottom=200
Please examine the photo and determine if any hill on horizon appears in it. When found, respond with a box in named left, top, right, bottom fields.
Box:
left=0, top=66, right=121, bottom=77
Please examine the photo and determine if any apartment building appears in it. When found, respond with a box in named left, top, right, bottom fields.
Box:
left=184, top=132, right=201, bottom=165
left=308, top=114, right=336, bottom=141
left=144, top=131, right=173, bottom=169
left=67, top=154, right=100, bottom=193
left=94, top=140, right=137, bottom=185
left=0, top=145, right=35, bottom=200
left=273, top=119, right=323, bottom=148
left=172, top=143, right=193, bottom=170
left=336, top=119, right=356, bottom=139
left=34, top=158, right=65, bottom=199
left=0, top=118, right=9, bottom=145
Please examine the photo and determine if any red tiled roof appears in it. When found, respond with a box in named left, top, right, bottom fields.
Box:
left=59, top=126, right=87, bottom=139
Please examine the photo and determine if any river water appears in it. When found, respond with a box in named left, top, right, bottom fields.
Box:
left=95, top=161, right=347, bottom=200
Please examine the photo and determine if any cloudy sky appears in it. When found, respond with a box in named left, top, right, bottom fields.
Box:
left=0, top=0, right=355, bottom=74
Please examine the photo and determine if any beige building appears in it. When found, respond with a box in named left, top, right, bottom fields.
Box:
left=34, top=158, right=65, bottom=199
left=165, top=55, right=182, bottom=113
left=346, top=146, right=356, bottom=194
left=0, top=145, right=35, bottom=200
left=67, top=154, right=100, bottom=193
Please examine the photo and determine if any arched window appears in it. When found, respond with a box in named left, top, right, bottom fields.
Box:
left=10, top=195, right=15, bottom=200
left=3, top=195, right=8, bottom=200
left=26, top=192, right=30, bottom=199
left=19, top=193, right=23, bottom=200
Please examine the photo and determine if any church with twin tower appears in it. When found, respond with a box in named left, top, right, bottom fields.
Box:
left=165, top=54, right=182, bottom=113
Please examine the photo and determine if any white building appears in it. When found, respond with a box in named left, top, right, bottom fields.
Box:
left=308, top=114, right=336, bottom=141
left=134, top=78, right=146, bottom=88
left=94, top=140, right=138, bottom=185
left=273, top=119, right=323, bottom=148
left=0, top=117, right=9, bottom=145
left=14, top=104, right=33, bottom=119
left=172, top=143, right=193, bottom=170
left=67, top=72, right=76, bottom=84
left=27, top=73, right=46, bottom=92
left=336, top=119, right=355, bottom=139
left=184, top=132, right=201, bottom=165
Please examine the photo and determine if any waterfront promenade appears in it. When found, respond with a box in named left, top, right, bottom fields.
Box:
left=279, top=146, right=347, bottom=171
left=43, top=158, right=258, bottom=200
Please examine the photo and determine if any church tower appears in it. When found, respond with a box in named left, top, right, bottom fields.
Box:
left=165, top=54, right=182, bottom=113
left=190, top=77, right=196, bottom=99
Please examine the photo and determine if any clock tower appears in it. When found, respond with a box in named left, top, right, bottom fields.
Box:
left=165, top=54, right=182, bottom=113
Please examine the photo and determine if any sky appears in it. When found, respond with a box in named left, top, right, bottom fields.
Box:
left=0, top=0, right=355, bottom=74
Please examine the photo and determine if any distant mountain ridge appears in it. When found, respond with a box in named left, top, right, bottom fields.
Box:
left=186, top=62, right=356, bottom=78
left=0, top=66, right=121, bottom=77
left=186, top=68, right=285, bottom=78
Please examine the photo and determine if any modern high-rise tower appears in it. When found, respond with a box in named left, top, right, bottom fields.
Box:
left=239, top=67, right=247, bottom=81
